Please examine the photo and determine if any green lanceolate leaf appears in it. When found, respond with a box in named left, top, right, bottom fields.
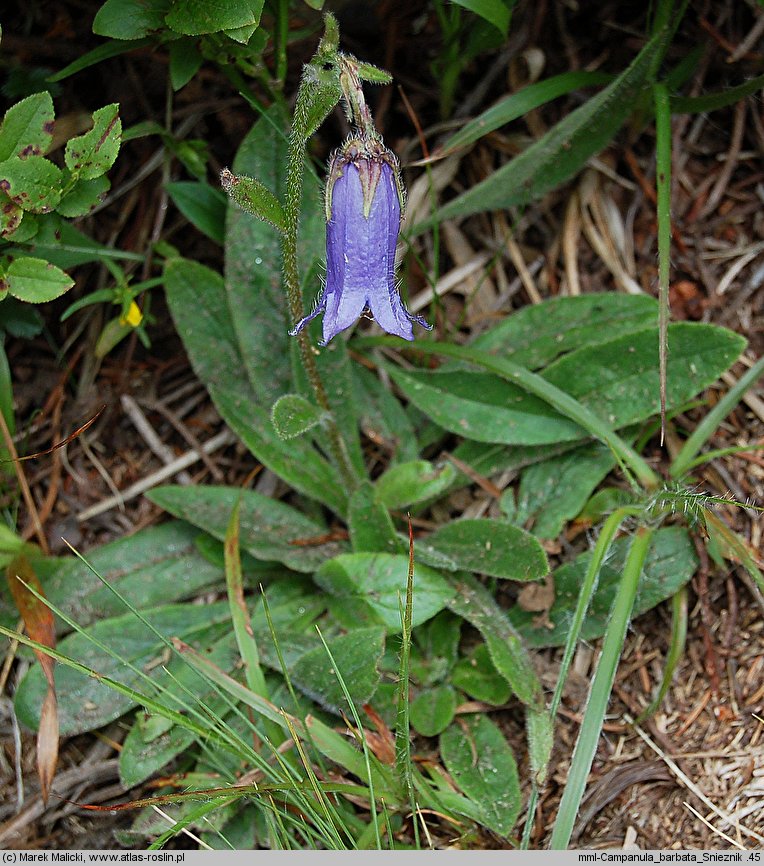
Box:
left=447, top=572, right=542, bottom=708
left=120, top=712, right=199, bottom=788
left=543, top=323, right=746, bottom=431
left=509, top=526, right=697, bottom=647
left=49, top=38, right=155, bottom=80
left=148, top=485, right=348, bottom=573
left=515, top=441, right=617, bottom=539
left=270, top=393, right=325, bottom=439
left=9, top=522, right=222, bottom=633
left=442, top=70, right=612, bottom=154
left=410, top=684, right=456, bottom=736
left=470, top=292, right=658, bottom=370
left=417, top=28, right=667, bottom=228
left=374, top=459, right=458, bottom=509
left=64, top=104, right=121, bottom=180
left=162, top=258, right=345, bottom=512
left=167, top=181, right=227, bottom=243
left=0, top=92, right=55, bottom=161
left=452, top=643, right=511, bottom=705
left=348, top=482, right=402, bottom=555
left=390, top=323, right=745, bottom=447
left=4, top=256, right=73, bottom=303
left=284, top=627, right=385, bottom=714
left=422, top=518, right=548, bottom=582
left=389, top=367, right=584, bottom=446
left=315, top=553, right=455, bottom=632
left=440, top=715, right=521, bottom=837
left=22, top=219, right=113, bottom=269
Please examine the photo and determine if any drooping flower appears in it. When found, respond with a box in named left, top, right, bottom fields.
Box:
left=289, top=137, right=430, bottom=345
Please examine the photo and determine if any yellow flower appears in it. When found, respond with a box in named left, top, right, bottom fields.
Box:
left=120, top=301, right=143, bottom=328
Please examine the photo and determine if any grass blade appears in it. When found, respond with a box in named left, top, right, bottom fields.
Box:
left=440, top=71, right=612, bottom=154
left=520, top=505, right=641, bottom=848
left=395, top=517, right=419, bottom=847
left=549, top=526, right=654, bottom=849
left=224, top=499, right=268, bottom=699
left=635, top=585, right=687, bottom=723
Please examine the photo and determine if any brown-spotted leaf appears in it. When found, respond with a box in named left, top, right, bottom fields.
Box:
left=7, top=554, right=58, bottom=801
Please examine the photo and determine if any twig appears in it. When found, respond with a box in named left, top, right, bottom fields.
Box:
left=497, top=213, right=542, bottom=304
left=716, top=246, right=763, bottom=295
left=682, top=801, right=746, bottom=850
left=33, top=392, right=64, bottom=528
left=138, top=396, right=224, bottom=481
left=408, top=253, right=491, bottom=313
left=0, top=759, right=120, bottom=846
left=627, top=715, right=764, bottom=845
left=726, top=13, right=764, bottom=63
left=80, top=435, right=124, bottom=510
left=76, top=429, right=235, bottom=522
left=120, top=394, right=193, bottom=484
left=700, top=99, right=746, bottom=219
left=562, top=191, right=582, bottom=296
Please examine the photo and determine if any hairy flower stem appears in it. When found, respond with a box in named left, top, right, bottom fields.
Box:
left=282, top=127, right=358, bottom=493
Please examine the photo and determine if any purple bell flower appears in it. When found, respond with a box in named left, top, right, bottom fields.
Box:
left=290, top=138, right=430, bottom=345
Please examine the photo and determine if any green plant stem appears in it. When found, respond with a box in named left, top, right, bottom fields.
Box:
left=654, top=81, right=672, bottom=441
left=362, top=338, right=661, bottom=490
left=219, top=64, right=272, bottom=115
left=549, top=525, right=654, bottom=850
left=394, top=522, right=419, bottom=847
left=274, top=0, right=289, bottom=85
left=282, top=128, right=358, bottom=493
left=670, top=355, right=764, bottom=479
left=679, top=442, right=764, bottom=473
